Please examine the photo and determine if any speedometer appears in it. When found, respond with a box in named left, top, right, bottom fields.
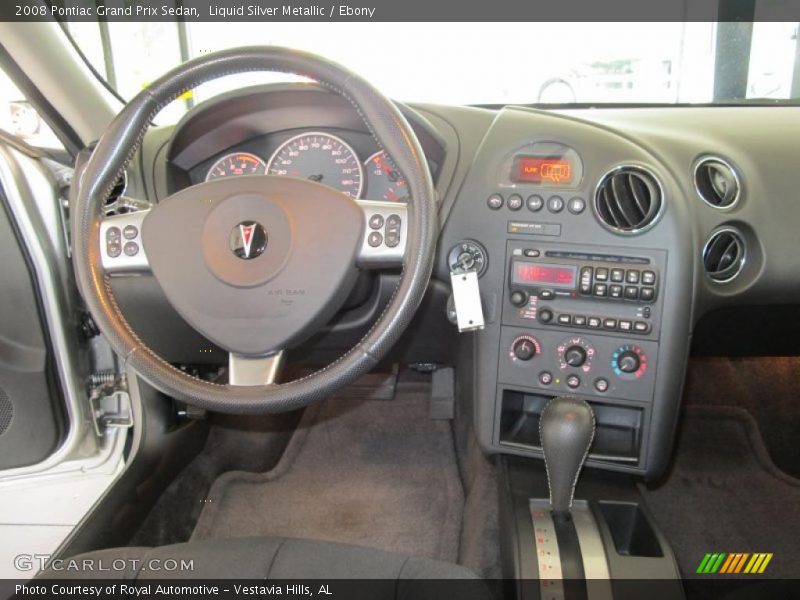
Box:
left=205, top=152, right=267, bottom=181
left=266, top=132, right=364, bottom=199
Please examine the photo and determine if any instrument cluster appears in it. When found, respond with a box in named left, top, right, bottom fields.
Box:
left=202, top=131, right=409, bottom=203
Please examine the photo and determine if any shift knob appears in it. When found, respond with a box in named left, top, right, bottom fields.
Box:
left=540, top=397, right=595, bottom=515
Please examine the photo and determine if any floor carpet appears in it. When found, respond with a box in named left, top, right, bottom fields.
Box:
left=191, top=382, right=465, bottom=563
left=641, top=405, right=800, bottom=579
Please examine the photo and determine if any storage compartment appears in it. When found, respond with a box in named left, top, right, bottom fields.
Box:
left=597, top=501, right=664, bottom=558
left=498, top=390, right=643, bottom=462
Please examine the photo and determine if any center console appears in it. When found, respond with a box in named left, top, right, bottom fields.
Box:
left=439, top=106, right=693, bottom=480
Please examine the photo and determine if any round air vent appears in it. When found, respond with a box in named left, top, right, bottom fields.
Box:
left=103, top=172, right=127, bottom=216
left=703, top=229, right=745, bottom=283
left=695, top=157, right=740, bottom=208
left=594, top=166, right=662, bottom=234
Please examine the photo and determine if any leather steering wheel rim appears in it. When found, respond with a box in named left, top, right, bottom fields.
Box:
left=72, top=47, right=438, bottom=414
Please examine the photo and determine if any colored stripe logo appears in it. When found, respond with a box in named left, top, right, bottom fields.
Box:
left=696, top=553, right=773, bottom=574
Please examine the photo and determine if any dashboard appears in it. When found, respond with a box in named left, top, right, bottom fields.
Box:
left=116, top=82, right=800, bottom=481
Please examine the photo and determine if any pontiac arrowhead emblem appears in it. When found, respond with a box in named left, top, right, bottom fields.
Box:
left=230, top=221, right=268, bottom=259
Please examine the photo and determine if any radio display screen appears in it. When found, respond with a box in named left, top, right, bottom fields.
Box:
left=511, top=155, right=573, bottom=185
left=512, top=261, right=577, bottom=289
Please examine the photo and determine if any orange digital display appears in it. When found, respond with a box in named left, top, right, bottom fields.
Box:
left=512, top=156, right=573, bottom=185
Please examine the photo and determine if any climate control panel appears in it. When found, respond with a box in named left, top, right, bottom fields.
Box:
left=499, top=328, right=658, bottom=402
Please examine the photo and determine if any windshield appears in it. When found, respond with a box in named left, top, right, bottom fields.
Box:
left=64, top=22, right=800, bottom=120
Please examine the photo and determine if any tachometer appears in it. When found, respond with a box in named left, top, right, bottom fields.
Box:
left=364, top=150, right=409, bottom=203
left=266, top=132, right=364, bottom=198
left=205, top=152, right=267, bottom=181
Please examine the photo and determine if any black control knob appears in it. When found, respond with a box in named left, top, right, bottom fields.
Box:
left=617, top=350, right=641, bottom=373
left=510, top=290, right=528, bottom=307
left=539, top=308, right=553, bottom=323
left=513, top=338, right=537, bottom=361
left=564, top=345, right=588, bottom=368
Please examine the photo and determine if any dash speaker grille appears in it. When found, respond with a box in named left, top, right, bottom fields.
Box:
left=0, top=388, right=12, bottom=436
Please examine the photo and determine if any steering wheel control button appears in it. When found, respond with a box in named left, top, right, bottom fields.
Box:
left=368, top=214, right=384, bottom=229
left=526, top=195, right=544, bottom=212
left=123, top=242, right=139, bottom=257
left=539, top=371, right=553, bottom=386
left=386, top=214, right=402, bottom=230
left=106, top=226, right=121, bottom=243
left=566, top=374, right=581, bottom=389
left=507, top=194, right=523, bottom=211
left=229, top=221, right=268, bottom=260
left=487, top=194, right=504, bottom=210
left=107, top=242, right=121, bottom=258
left=567, top=197, right=586, bottom=214
left=385, top=231, right=400, bottom=248
left=547, top=195, right=564, bottom=213
left=368, top=231, right=383, bottom=247
left=594, top=378, right=610, bottom=393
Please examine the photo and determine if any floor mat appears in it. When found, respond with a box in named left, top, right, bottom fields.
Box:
left=641, top=405, right=800, bottom=579
left=191, top=383, right=464, bottom=563
left=683, top=357, right=800, bottom=477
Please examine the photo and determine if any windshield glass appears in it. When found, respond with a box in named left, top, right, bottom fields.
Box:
left=64, top=21, right=800, bottom=119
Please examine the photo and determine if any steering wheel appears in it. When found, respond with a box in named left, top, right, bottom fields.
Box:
left=72, top=47, right=437, bottom=414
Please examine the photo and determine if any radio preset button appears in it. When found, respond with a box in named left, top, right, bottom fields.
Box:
left=547, top=196, right=564, bottom=213
left=595, top=267, right=609, bottom=281
left=626, top=270, right=641, bottom=284
left=609, top=284, right=623, bottom=299
left=610, top=268, right=625, bottom=282
left=507, top=194, right=523, bottom=211
left=593, top=283, right=608, bottom=297
left=642, top=270, right=657, bottom=285
left=526, top=195, right=544, bottom=212
left=625, top=286, right=639, bottom=300
left=487, top=194, right=504, bottom=210
left=640, top=287, right=656, bottom=302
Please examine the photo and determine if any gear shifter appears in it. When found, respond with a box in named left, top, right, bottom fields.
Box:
left=540, top=396, right=595, bottom=516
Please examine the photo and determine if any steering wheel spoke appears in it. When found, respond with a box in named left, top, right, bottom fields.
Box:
left=228, top=351, right=285, bottom=386
left=100, top=209, right=151, bottom=274
left=356, top=200, right=408, bottom=269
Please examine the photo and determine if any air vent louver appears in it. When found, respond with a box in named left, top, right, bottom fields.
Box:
left=695, top=157, right=740, bottom=208
left=595, top=167, right=662, bottom=233
left=703, top=229, right=745, bottom=282
left=103, top=173, right=127, bottom=216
